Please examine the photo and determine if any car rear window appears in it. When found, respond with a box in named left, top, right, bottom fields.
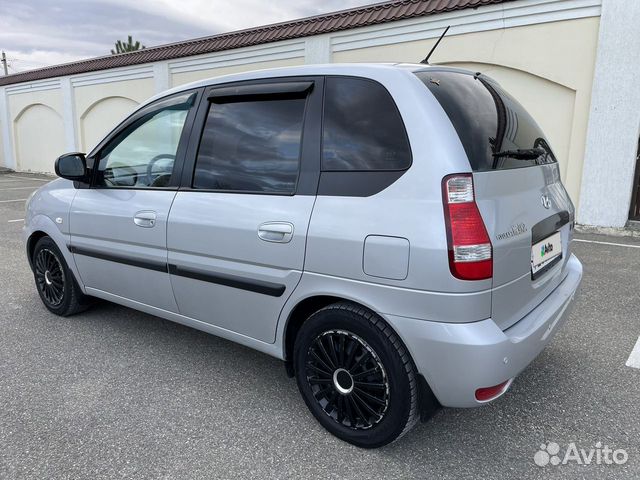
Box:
left=415, top=71, right=557, bottom=171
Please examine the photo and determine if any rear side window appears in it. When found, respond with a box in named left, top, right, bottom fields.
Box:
left=415, top=71, right=557, bottom=171
left=193, top=97, right=306, bottom=193
left=322, top=77, right=411, bottom=171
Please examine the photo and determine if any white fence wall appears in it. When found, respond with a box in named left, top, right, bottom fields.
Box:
left=6, top=0, right=634, bottom=228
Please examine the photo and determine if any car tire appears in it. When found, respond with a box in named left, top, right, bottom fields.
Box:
left=32, top=236, right=90, bottom=316
left=294, top=301, right=419, bottom=448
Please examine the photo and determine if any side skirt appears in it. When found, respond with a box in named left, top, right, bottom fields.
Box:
left=84, top=287, right=284, bottom=360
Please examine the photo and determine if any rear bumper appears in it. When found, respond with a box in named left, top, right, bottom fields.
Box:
left=386, top=253, right=583, bottom=408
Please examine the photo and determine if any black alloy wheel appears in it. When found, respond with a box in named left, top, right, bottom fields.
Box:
left=34, top=248, right=66, bottom=307
left=294, top=302, right=419, bottom=448
left=305, top=329, right=390, bottom=429
left=32, top=236, right=91, bottom=316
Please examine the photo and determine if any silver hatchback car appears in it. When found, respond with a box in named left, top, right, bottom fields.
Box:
left=24, top=64, right=582, bottom=448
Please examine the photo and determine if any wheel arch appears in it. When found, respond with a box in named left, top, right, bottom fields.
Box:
left=26, top=230, right=48, bottom=270
left=24, top=215, right=85, bottom=293
left=282, top=294, right=401, bottom=365
left=282, top=294, right=441, bottom=421
left=283, top=295, right=345, bottom=365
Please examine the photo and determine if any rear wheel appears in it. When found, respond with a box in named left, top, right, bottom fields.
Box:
left=294, top=302, right=418, bottom=448
left=32, top=236, right=90, bottom=316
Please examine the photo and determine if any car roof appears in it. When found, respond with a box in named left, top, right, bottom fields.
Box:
left=138, top=62, right=482, bottom=111
left=182, top=63, right=422, bottom=88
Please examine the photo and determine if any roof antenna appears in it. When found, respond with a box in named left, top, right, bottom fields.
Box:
left=420, top=25, right=450, bottom=64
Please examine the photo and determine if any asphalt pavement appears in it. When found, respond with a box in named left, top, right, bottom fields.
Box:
left=1, top=172, right=638, bottom=479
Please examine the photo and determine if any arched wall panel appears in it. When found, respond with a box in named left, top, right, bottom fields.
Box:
left=74, top=77, right=154, bottom=153
left=14, top=104, right=65, bottom=173
left=80, top=96, right=138, bottom=152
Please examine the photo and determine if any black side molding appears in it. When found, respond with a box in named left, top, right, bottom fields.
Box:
left=168, top=264, right=286, bottom=297
left=68, top=245, right=285, bottom=298
left=68, top=245, right=168, bottom=272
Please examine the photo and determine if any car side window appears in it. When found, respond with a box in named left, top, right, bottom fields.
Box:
left=95, top=93, right=194, bottom=188
left=192, top=96, right=306, bottom=194
left=322, top=77, right=411, bottom=171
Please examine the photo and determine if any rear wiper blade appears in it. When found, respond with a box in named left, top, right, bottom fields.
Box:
left=492, top=148, right=546, bottom=159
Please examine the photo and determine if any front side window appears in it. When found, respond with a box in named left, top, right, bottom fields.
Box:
left=193, top=96, right=306, bottom=194
left=322, top=77, right=412, bottom=171
left=96, top=94, right=193, bottom=188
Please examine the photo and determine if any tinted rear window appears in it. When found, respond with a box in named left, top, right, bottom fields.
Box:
left=415, top=71, right=556, bottom=171
left=322, top=77, right=411, bottom=171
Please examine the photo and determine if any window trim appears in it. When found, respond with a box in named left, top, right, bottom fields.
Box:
left=179, top=76, right=323, bottom=196
left=320, top=75, right=413, bottom=173
left=208, top=81, right=314, bottom=103
left=86, top=89, right=203, bottom=191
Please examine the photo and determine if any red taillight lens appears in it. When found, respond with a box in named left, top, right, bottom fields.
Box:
left=475, top=380, right=511, bottom=402
left=442, top=174, right=492, bottom=280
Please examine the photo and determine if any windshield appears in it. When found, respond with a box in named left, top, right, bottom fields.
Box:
left=415, top=70, right=557, bottom=171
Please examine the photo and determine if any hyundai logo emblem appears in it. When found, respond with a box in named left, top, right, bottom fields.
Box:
left=541, top=194, right=551, bottom=209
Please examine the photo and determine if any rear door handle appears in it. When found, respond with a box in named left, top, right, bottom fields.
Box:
left=258, top=222, right=294, bottom=243
left=134, top=211, right=157, bottom=228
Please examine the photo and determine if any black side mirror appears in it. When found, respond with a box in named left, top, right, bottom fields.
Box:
left=55, top=153, right=88, bottom=182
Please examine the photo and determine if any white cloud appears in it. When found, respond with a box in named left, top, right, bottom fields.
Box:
left=100, top=0, right=373, bottom=32
left=5, top=51, right=88, bottom=74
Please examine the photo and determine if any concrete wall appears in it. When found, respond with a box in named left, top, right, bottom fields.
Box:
left=8, top=87, right=66, bottom=172
left=171, top=57, right=305, bottom=87
left=75, top=78, right=154, bottom=152
left=332, top=17, right=600, bottom=205
left=4, top=0, right=630, bottom=227
left=578, top=0, right=640, bottom=228
left=0, top=115, right=5, bottom=168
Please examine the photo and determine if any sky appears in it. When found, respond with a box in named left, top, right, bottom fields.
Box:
left=1, top=0, right=376, bottom=73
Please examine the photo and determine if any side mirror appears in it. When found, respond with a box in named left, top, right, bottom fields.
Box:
left=55, top=153, right=88, bottom=182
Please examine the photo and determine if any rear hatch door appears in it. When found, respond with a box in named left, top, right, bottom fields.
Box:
left=475, top=166, right=573, bottom=330
left=417, top=70, right=575, bottom=330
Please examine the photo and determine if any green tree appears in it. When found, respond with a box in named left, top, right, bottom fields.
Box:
left=111, top=35, right=146, bottom=54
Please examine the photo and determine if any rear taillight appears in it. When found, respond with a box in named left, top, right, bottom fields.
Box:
left=442, top=174, right=492, bottom=280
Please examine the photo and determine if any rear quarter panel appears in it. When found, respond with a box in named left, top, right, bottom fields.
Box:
left=302, top=69, right=492, bottom=324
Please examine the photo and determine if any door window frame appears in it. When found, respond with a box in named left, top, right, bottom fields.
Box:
left=85, top=88, right=203, bottom=191
left=179, top=76, right=324, bottom=196
left=316, top=75, right=412, bottom=197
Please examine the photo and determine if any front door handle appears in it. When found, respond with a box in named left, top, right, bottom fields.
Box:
left=134, top=211, right=157, bottom=228
left=258, top=222, right=294, bottom=243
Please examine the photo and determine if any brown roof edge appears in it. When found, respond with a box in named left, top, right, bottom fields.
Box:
left=0, top=0, right=513, bottom=87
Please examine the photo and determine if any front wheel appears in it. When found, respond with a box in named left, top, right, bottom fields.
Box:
left=32, top=236, right=90, bottom=316
left=294, top=302, right=419, bottom=448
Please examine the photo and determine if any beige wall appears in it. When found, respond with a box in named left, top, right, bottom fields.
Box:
left=333, top=17, right=600, bottom=205
left=0, top=8, right=602, bottom=206
left=75, top=78, right=154, bottom=152
left=8, top=89, right=66, bottom=172
left=171, top=57, right=305, bottom=87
